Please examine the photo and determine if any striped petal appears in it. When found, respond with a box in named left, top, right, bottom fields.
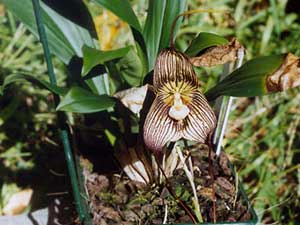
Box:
left=153, top=48, right=198, bottom=89
left=143, top=96, right=181, bottom=152
left=144, top=48, right=217, bottom=152
left=182, top=92, right=216, bottom=143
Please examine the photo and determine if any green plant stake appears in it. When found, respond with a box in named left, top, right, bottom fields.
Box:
left=31, top=0, right=90, bottom=224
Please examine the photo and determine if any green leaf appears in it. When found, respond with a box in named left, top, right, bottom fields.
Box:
left=159, top=0, right=187, bottom=50
left=92, top=0, right=141, bottom=32
left=42, top=3, right=95, bottom=57
left=135, top=42, right=149, bottom=84
left=85, top=75, right=109, bottom=95
left=103, top=47, right=145, bottom=92
left=105, top=61, right=122, bottom=94
left=3, top=0, right=95, bottom=64
left=0, top=73, right=67, bottom=96
left=56, top=86, right=115, bottom=113
left=143, top=0, right=166, bottom=70
left=205, top=55, right=285, bottom=101
left=116, top=48, right=144, bottom=87
left=185, top=32, right=228, bottom=57
left=82, top=45, right=131, bottom=76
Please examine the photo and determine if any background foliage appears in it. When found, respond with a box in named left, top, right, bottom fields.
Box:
left=0, top=1, right=70, bottom=215
left=184, top=1, right=300, bottom=224
left=0, top=0, right=299, bottom=224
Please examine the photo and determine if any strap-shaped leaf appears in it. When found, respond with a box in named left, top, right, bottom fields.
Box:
left=0, top=73, right=67, bottom=96
left=82, top=45, right=131, bottom=76
left=43, top=3, right=95, bottom=58
left=92, top=0, right=142, bottom=32
left=143, top=0, right=166, bottom=70
left=159, top=0, right=187, bottom=50
left=3, top=0, right=71, bottom=64
left=3, top=0, right=96, bottom=65
left=3, top=0, right=112, bottom=100
left=135, top=42, right=149, bottom=83
left=56, top=86, right=115, bottom=113
left=185, top=32, right=228, bottom=57
left=205, top=54, right=287, bottom=101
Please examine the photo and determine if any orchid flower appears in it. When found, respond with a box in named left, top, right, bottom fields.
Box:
left=143, top=48, right=217, bottom=152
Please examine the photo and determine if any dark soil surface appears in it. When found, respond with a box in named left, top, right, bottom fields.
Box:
left=82, top=144, right=253, bottom=225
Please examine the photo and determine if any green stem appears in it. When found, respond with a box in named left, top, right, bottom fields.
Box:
left=177, top=146, right=203, bottom=223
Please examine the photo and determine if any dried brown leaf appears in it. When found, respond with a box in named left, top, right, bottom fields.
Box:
left=114, top=85, right=148, bottom=114
left=190, top=39, right=244, bottom=67
left=266, top=53, right=300, bottom=92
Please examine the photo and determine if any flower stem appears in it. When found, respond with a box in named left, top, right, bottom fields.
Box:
left=153, top=152, right=199, bottom=225
left=170, top=9, right=229, bottom=48
left=176, top=145, right=203, bottom=223
left=207, top=135, right=217, bottom=223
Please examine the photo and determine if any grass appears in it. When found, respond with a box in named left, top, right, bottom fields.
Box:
left=184, top=0, right=300, bottom=223
left=226, top=91, right=300, bottom=223
left=157, top=0, right=300, bottom=223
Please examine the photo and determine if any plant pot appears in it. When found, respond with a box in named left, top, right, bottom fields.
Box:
left=73, top=141, right=258, bottom=225
left=155, top=163, right=258, bottom=225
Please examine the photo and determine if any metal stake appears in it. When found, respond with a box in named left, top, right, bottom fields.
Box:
left=214, top=48, right=245, bottom=156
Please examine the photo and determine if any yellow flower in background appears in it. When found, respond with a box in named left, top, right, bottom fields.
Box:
left=0, top=4, right=6, bottom=17
left=94, top=10, right=128, bottom=50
